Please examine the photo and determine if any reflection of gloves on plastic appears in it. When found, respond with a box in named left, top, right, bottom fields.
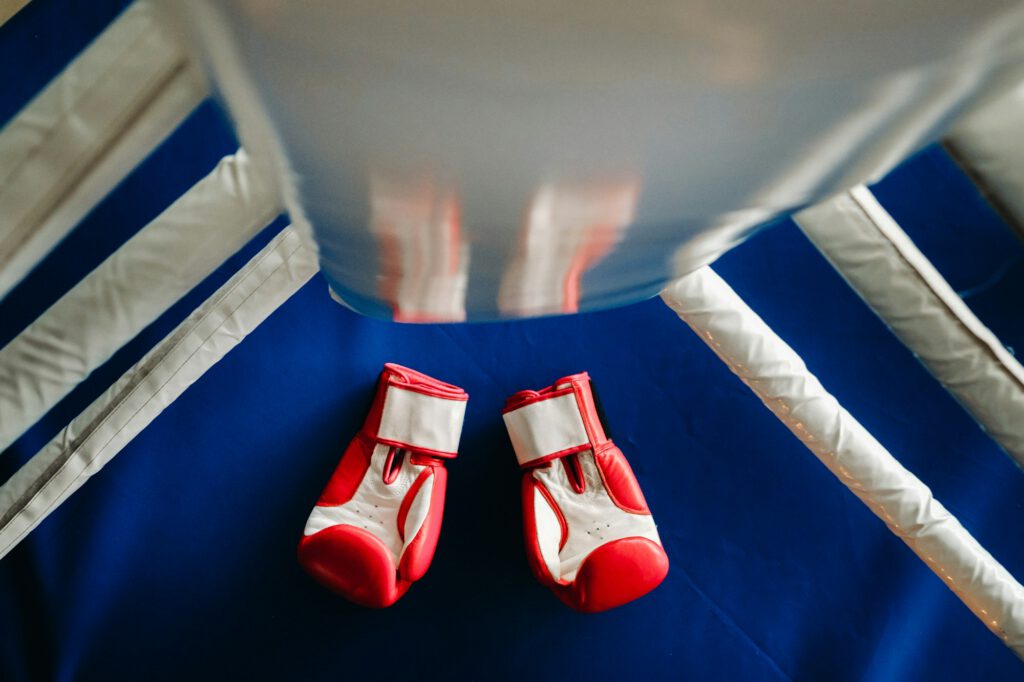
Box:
left=298, top=364, right=468, bottom=607
left=498, top=182, right=636, bottom=316
left=371, top=173, right=469, bottom=322
left=503, top=372, right=668, bottom=612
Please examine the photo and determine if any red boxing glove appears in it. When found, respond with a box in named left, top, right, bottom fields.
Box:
left=298, top=364, right=468, bottom=607
left=503, top=372, right=668, bottom=612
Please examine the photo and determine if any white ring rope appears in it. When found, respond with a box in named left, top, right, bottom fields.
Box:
left=796, top=185, right=1024, bottom=470
left=0, top=149, right=281, bottom=454
left=0, top=226, right=317, bottom=559
left=0, top=1, right=208, bottom=299
left=662, top=266, right=1024, bottom=658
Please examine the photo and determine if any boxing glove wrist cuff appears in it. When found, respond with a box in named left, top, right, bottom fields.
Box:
left=502, top=372, right=607, bottom=467
left=363, top=363, right=468, bottom=458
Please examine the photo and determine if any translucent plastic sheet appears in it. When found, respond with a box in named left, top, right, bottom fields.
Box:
left=945, top=71, right=1024, bottom=231
left=171, top=0, right=1024, bottom=320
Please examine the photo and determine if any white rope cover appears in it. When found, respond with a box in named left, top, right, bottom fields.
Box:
left=0, top=149, right=281, bottom=454
left=945, top=72, right=1024, bottom=231
left=661, top=266, right=1024, bottom=658
left=0, top=0, right=208, bottom=299
left=795, top=185, right=1024, bottom=470
left=0, top=226, right=317, bottom=560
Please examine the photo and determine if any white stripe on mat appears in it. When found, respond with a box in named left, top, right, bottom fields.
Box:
left=0, top=226, right=317, bottom=559
left=662, top=266, right=1024, bottom=659
left=0, top=0, right=208, bottom=299
left=0, top=149, right=281, bottom=454
left=795, top=185, right=1024, bottom=470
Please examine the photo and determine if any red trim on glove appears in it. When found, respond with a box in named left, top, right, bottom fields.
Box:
left=398, top=468, right=447, bottom=583
left=361, top=364, right=468, bottom=458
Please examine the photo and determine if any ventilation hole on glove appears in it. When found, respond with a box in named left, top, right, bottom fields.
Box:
left=606, top=524, right=610, bottom=528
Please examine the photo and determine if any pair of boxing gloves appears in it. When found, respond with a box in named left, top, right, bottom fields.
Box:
left=297, top=363, right=669, bottom=612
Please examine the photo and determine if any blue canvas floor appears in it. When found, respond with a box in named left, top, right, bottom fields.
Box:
left=2, top=2, right=1024, bottom=680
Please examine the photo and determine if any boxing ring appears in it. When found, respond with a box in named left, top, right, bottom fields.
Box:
left=2, top=1, right=1024, bottom=679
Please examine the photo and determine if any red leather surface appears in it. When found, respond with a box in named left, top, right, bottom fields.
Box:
left=397, top=467, right=446, bottom=583
left=557, top=537, right=669, bottom=613
left=502, top=384, right=575, bottom=413
left=510, top=373, right=668, bottom=612
left=297, top=526, right=410, bottom=608
left=522, top=478, right=555, bottom=585
left=298, top=364, right=464, bottom=608
left=568, top=374, right=608, bottom=448
left=521, top=476, right=570, bottom=587
left=396, top=468, right=430, bottom=542
left=317, top=435, right=373, bottom=506
left=594, top=445, right=650, bottom=515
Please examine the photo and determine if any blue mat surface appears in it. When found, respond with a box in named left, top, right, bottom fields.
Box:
left=2, top=3, right=1024, bottom=680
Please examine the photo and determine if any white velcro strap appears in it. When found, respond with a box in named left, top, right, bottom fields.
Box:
left=378, top=385, right=466, bottom=455
left=503, top=393, right=590, bottom=466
